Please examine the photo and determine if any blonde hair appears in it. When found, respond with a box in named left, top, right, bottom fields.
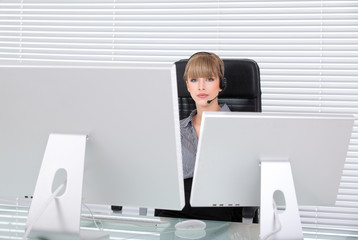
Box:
left=184, top=52, right=224, bottom=81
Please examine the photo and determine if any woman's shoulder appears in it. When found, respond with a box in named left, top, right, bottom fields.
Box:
left=220, top=103, right=231, bottom=112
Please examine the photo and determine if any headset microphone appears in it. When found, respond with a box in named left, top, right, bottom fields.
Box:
left=207, top=95, right=218, bottom=104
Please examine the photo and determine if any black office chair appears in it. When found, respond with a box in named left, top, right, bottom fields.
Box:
left=175, top=58, right=261, bottom=223
left=175, top=58, right=261, bottom=119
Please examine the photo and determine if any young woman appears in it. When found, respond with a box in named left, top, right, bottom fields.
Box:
left=156, top=52, right=242, bottom=222
left=181, top=52, right=229, bottom=180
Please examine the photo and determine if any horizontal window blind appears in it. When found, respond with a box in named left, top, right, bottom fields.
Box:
left=1, top=0, right=357, bottom=238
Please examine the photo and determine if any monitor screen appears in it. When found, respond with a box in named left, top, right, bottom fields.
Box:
left=190, top=111, right=353, bottom=207
left=0, top=64, right=184, bottom=211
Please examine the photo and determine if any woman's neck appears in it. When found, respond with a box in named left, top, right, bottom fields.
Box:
left=196, top=102, right=221, bottom=117
left=192, top=102, right=221, bottom=138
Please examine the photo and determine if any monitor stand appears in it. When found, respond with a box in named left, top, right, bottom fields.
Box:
left=260, top=160, right=304, bottom=240
left=25, top=134, right=108, bottom=240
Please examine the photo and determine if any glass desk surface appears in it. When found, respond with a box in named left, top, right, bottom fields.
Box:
left=0, top=202, right=259, bottom=240
left=1, top=202, right=357, bottom=240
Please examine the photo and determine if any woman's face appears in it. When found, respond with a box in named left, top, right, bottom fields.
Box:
left=186, top=75, right=222, bottom=107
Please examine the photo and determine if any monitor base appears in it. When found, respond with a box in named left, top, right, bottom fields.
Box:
left=26, top=134, right=90, bottom=240
left=260, top=160, right=303, bottom=240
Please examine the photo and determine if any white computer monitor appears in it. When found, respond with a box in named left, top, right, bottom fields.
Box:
left=191, top=111, right=353, bottom=207
left=0, top=64, right=184, bottom=238
left=190, top=111, right=353, bottom=239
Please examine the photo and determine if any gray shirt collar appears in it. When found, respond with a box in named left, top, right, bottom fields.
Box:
left=181, top=104, right=230, bottom=128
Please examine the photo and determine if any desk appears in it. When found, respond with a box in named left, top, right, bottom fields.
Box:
left=0, top=202, right=259, bottom=240
left=82, top=218, right=259, bottom=240
left=1, top=202, right=358, bottom=240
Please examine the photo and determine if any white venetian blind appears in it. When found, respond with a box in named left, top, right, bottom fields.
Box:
left=1, top=0, right=357, bottom=238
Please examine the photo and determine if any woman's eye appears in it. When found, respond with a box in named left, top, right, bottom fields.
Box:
left=207, top=78, right=215, bottom=81
left=190, top=78, right=197, bottom=82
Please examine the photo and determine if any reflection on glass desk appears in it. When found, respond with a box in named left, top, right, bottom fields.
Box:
left=0, top=202, right=259, bottom=240
left=1, top=202, right=358, bottom=240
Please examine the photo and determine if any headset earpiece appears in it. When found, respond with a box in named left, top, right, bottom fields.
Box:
left=220, top=77, right=227, bottom=92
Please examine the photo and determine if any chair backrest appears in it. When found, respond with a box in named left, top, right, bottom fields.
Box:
left=175, top=59, right=262, bottom=119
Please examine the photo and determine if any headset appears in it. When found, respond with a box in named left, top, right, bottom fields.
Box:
left=187, top=51, right=227, bottom=91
